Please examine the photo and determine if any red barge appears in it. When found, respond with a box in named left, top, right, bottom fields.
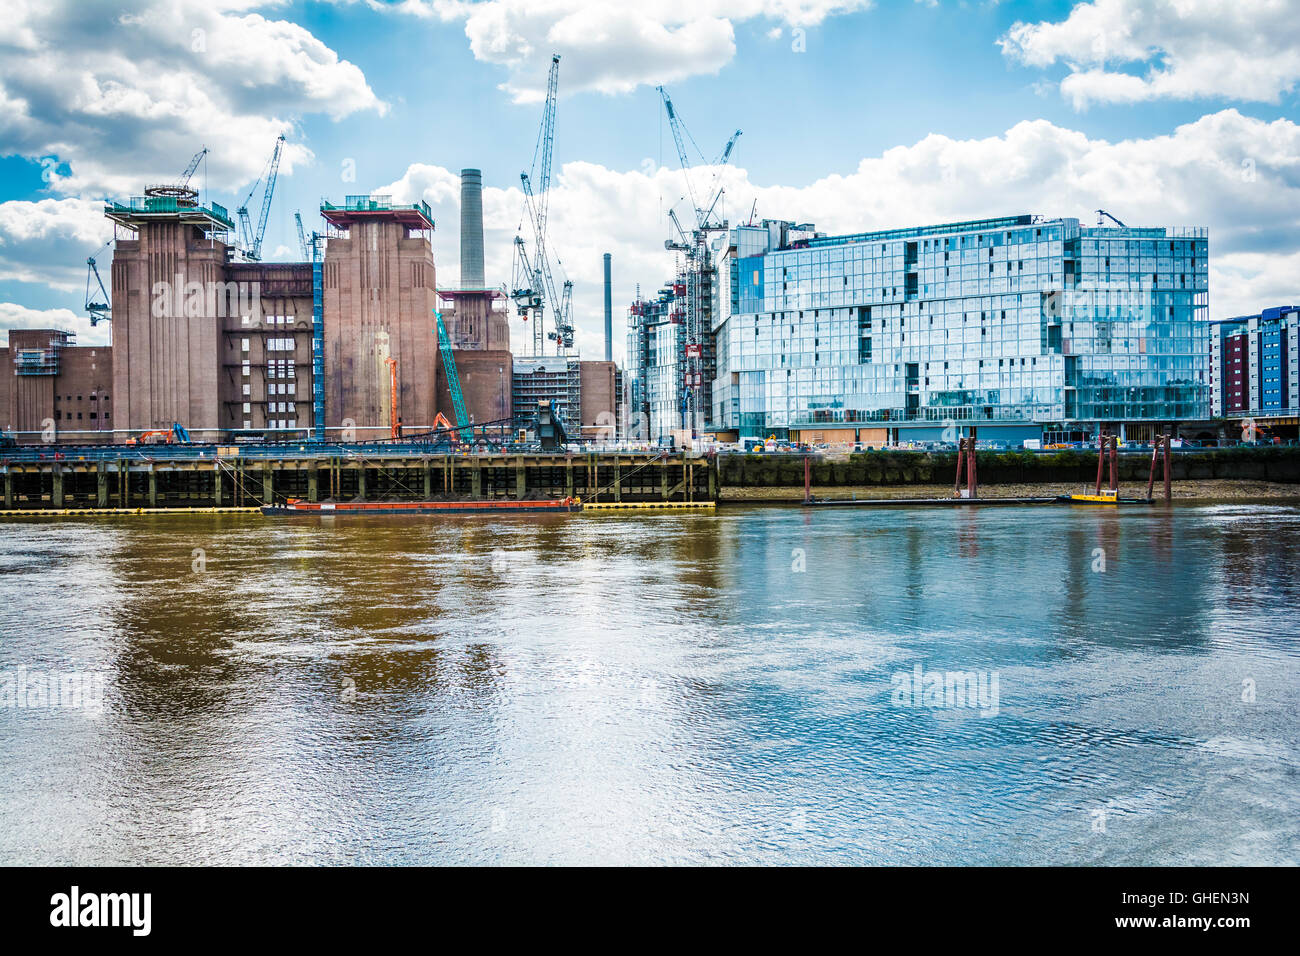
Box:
left=261, top=497, right=580, bottom=516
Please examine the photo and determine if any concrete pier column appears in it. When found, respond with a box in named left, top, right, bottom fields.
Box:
left=614, top=460, right=622, bottom=502
left=565, top=458, right=574, bottom=499
left=97, top=465, right=108, bottom=508
left=307, top=463, right=319, bottom=503
left=356, top=464, right=366, bottom=501
left=3, top=470, right=11, bottom=509
left=51, top=464, right=63, bottom=509
left=261, top=464, right=273, bottom=504
left=471, top=459, right=482, bottom=498
left=423, top=460, right=432, bottom=499
left=214, top=466, right=223, bottom=507
left=708, top=458, right=717, bottom=501
left=661, top=460, right=670, bottom=500
left=148, top=465, right=157, bottom=508
left=119, top=460, right=127, bottom=507
left=515, top=456, right=526, bottom=499
left=687, top=460, right=694, bottom=502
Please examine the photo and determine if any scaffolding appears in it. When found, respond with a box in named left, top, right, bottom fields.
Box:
left=12, top=332, right=73, bottom=376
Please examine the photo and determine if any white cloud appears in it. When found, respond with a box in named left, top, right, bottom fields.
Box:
left=999, top=0, right=1300, bottom=109
left=0, top=198, right=112, bottom=292
left=0, top=0, right=384, bottom=196
left=0, top=302, right=106, bottom=347
left=380, top=0, right=873, bottom=102
left=381, top=109, right=1300, bottom=362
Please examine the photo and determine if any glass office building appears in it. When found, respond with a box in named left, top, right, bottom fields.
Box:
left=626, top=282, right=687, bottom=440
left=709, top=215, right=1210, bottom=442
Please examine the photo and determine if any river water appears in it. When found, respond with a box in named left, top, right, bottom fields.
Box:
left=1, top=503, right=1297, bottom=865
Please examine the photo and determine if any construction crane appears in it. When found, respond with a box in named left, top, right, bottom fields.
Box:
left=664, top=208, right=691, bottom=251
left=178, top=147, right=207, bottom=189
left=514, top=54, right=574, bottom=355
left=657, top=85, right=741, bottom=232
left=84, top=239, right=113, bottom=326
left=294, top=211, right=310, bottom=260
left=1096, top=209, right=1126, bottom=228
left=511, top=236, right=543, bottom=315
left=656, top=85, right=742, bottom=435
left=433, top=309, right=471, bottom=440
left=236, top=135, right=286, bottom=260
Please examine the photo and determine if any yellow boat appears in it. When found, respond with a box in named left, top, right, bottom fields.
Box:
left=1068, top=491, right=1119, bottom=504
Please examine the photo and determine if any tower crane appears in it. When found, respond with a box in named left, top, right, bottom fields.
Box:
left=237, top=135, right=286, bottom=260
left=434, top=310, right=471, bottom=441
left=664, top=208, right=691, bottom=251
left=1096, top=209, right=1126, bottom=228
left=84, top=239, right=113, bottom=327
left=656, top=86, right=741, bottom=233
left=656, top=85, right=742, bottom=434
left=294, top=211, right=310, bottom=260
left=514, top=54, right=573, bottom=355
left=178, top=147, right=207, bottom=189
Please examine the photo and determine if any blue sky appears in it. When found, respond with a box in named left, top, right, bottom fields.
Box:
left=1, top=0, right=1298, bottom=357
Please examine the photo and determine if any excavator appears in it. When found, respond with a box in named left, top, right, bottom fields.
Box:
left=126, top=423, right=191, bottom=445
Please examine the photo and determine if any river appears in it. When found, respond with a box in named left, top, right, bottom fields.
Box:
left=1, top=503, right=1297, bottom=864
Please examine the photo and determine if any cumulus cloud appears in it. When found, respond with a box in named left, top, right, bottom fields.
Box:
left=0, top=302, right=106, bottom=347
left=0, top=0, right=384, bottom=196
left=999, top=0, right=1300, bottom=109
left=377, top=0, right=873, bottom=101
left=381, top=109, right=1300, bottom=360
left=0, top=198, right=113, bottom=292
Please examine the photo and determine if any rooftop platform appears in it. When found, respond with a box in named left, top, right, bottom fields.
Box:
left=104, top=196, right=235, bottom=231
left=320, top=195, right=434, bottom=231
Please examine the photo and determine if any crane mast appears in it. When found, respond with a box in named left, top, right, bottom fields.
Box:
left=294, top=211, right=309, bottom=260
left=657, top=85, right=742, bottom=434
left=178, top=147, right=207, bottom=188
left=236, top=135, right=286, bottom=261
left=514, top=54, right=573, bottom=356
left=84, top=239, right=113, bottom=327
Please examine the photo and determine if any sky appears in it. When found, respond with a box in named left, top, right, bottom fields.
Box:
left=1, top=0, right=1297, bottom=361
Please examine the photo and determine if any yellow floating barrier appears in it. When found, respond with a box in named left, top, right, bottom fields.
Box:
left=0, top=506, right=262, bottom=517
left=581, top=501, right=716, bottom=511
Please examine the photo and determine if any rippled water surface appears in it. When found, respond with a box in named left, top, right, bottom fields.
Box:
left=1, top=503, right=1298, bottom=865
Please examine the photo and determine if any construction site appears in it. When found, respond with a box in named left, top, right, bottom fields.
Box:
left=0, top=55, right=673, bottom=512
left=1, top=54, right=619, bottom=441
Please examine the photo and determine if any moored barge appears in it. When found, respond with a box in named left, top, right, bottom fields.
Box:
left=262, top=497, right=580, bottom=516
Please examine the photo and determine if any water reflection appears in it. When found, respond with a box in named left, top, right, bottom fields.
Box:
left=1, top=503, right=1297, bottom=864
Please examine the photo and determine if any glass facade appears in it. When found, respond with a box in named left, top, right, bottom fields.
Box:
left=710, top=215, right=1211, bottom=438
left=625, top=283, right=687, bottom=440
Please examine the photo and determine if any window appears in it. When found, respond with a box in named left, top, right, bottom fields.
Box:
left=243, top=402, right=251, bottom=414
left=241, top=338, right=249, bottom=352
